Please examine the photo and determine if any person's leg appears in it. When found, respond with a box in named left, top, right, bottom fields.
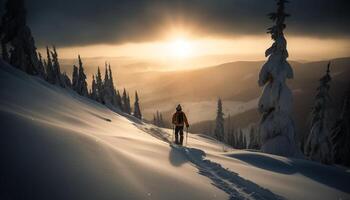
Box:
left=174, top=126, right=180, bottom=144
left=179, top=127, right=184, bottom=145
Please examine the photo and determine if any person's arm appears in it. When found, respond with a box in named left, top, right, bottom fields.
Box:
left=183, top=113, right=189, bottom=127
left=172, top=113, right=176, bottom=125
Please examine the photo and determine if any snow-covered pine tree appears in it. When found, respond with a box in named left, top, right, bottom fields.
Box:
left=133, top=91, right=142, bottom=119
left=258, top=0, right=300, bottom=157
left=115, top=90, right=122, bottom=109
left=153, top=114, right=157, bottom=126
left=37, top=52, right=46, bottom=79
left=225, top=114, right=232, bottom=143
left=331, top=89, right=350, bottom=166
left=243, top=134, right=247, bottom=149
left=50, top=46, right=65, bottom=86
left=231, top=129, right=236, bottom=148
left=232, top=129, right=238, bottom=149
left=248, top=125, right=261, bottom=150
left=155, top=110, right=163, bottom=127
left=237, top=129, right=243, bottom=149
left=159, top=113, right=164, bottom=127
left=77, top=55, right=88, bottom=97
left=91, top=75, right=98, bottom=101
left=229, top=129, right=235, bottom=148
left=227, top=130, right=235, bottom=149
left=214, top=98, right=224, bottom=142
left=102, top=64, right=112, bottom=105
left=108, top=64, right=114, bottom=89
left=122, top=88, right=128, bottom=112
left=304, top=62, right=333, bottom=164
left=61, top=72, right=72, bottom=88
left=104, top=63, right=109, bottom=85
left=120, top=89, right=131, bottom=114
left=0, top=0, right=39, bottom=75
left=125, top=92, right=131, bottom=114
left=96, top=67, right=103, bottom=103
left=46, top=46, right=55, bottom=84
left=107, top=64, right=121, bottom=109
left=248, top=127, right=255, bottom=149
left=156, top=111, right=161, bottom=126
left=72, top=65, right=79, bottom=91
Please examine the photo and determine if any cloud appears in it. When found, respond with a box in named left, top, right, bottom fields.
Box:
left=2, top=0, right=349, bottom=47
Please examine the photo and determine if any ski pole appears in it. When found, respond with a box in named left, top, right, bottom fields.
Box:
left=186, top=127, right=189, bottom=146
left=172, top=125, right=175, bottom=144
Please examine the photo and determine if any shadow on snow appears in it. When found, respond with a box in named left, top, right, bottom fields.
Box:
left=227, top=152, right=350, bottom=194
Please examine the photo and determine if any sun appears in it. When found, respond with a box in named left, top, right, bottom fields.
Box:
left=169, top=38, right=193, bottom=58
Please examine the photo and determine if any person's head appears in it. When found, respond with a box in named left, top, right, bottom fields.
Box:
left=176, top=104, right=182, bottom=112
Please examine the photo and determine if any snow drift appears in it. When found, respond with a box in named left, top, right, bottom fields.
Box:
left=0, top=59, right=349, bottom=200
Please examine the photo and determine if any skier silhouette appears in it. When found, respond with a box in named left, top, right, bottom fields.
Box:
left=172, top=104, right=189, bottom=145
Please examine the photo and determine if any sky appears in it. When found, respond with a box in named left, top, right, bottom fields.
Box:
left=1, top=0, right=350, bottom=68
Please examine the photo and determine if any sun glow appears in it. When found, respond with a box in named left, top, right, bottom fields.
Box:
left=168, top=38, right=193, bottom=58
left=44, top=36, right=350, bottom=70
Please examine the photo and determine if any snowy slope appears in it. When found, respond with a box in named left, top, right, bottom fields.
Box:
left=0, top=60, right=349, bottom=200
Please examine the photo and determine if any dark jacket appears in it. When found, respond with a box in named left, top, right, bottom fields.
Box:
left=172, top=111, right=189, bottom=127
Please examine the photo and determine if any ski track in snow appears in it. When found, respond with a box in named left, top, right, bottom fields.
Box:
left=138, top=125, right=284, bottom=200
left=175, top=146, right=284, bottom=200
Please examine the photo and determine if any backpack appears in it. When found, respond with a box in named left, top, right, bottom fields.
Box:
left=176, top=112, right=184, bottom=124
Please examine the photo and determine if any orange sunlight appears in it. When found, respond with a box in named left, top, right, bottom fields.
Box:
left=168, top=38, right=193, bottom=58
left=40, top=33, right=350, bottom=70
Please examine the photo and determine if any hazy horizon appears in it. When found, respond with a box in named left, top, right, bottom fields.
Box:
left=38, top=35, right=350, bottom=71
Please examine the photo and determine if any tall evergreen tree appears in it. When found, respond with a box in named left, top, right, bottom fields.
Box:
left=225, top=114, right=232, bottom=143
left=248, top=125, right=261, bottom=150
left=214, top=98, right=225, bottom=142
left=122, top=88, right=128, bottom=112
left=91, top=75, right=98, bottom=101
left=248, top=127, right=255, bottom=149
left=45, top=46, right=55, bottom=83
left=237, top=129, right=243, bottom=149
left=107, top=64, right=120, bottom=109
left=108, top=64, right=115, bottom=89
left=104, top=63, right=109, bottom=84
left=156, top=111, right=160, bottom=125
left=0, top=0, right=39, bottom=74
left=50, top=46, right=64, bottom=86
left=115, top=90, right=122, bottom=109
left=61, top=72, right=72, bottom=88
left=227, top=130, right=236, bottom=149
left=258, top=0, right=300, bottom=157
left=43, top=59, right=47, bottom=71
left=304, top=62, right=333, bottom=164
left=126, top=93, right=131, bottom=114
left=152, top=110, right=165, bottom=127
left=331, top=89, right=350, bottom=166
left=37, top=52, right=46, bottom=78
left=72, top=65, right=79, bottom=91
left=159, top=113, right=164, bottom=127
left=153, top=114, right=157, bottom=126
left=76, top=55, right=88, bottom=97
left=102, top=64, right=112, bottom=105
left=133, top=91, right=142, bottom=119
left=243, top=134, right=247, bottom=149
left=96, top=67, right=103, bottom=103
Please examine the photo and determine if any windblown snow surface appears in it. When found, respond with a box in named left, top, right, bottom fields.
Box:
left=0, top=60, right=349, bottom=200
